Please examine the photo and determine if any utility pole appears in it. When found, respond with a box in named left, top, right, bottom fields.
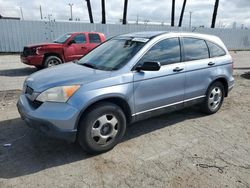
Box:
left=136, top=14, right=139, bottom=25
left=211, top=0, right=219, bottom=28
left=122, top=0, right=128, bottom=25
left=20, top=7, right=24, bottom=20
left=189, top=11, right=192, bottom=28
left=101, top=0, right=106, bottom=24
left=85, top=0, right=94, bottom=23
left=39, top=5, right=43, bottom=20
left=171, top=0, right=175, bottom=26
left=68, top=3, right=73, bottom=21
left=178, top=0, right=187, bottom=27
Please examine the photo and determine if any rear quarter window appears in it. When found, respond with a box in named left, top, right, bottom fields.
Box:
left=89, top=34, right=101, bottom=43
left=206, top=41, right=226, bottom=58
left=183, top=38, right=209, bottom=61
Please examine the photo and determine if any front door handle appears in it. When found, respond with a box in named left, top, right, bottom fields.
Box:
left=208, top=62, right=215, bottom=66
left=173, top=67, right=184, bottom=72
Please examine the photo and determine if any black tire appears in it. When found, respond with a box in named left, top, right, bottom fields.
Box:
left=201, top=82, right=225, bottom=114
left=77, top=102, right=127, bottom=154
left=35, top=65, right=43, bottom=70
left=44, top=56, right=62, bottom=68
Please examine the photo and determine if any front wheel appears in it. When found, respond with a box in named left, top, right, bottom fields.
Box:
left=201, top=82, right=225, bottom=114
left=44, top=56, right=62, bottom=68
left=77, top=102, right=127, bottom=154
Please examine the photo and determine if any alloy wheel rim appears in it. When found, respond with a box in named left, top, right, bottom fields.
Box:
left=91, top=114, right=118, bottom=145
left=48, top=59, right=60, bottom=67
left=208, top=87, right=222, bottom=110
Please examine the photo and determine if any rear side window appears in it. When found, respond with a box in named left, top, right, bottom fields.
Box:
left=73, top=34, right=86, bottom=44
left=89, top=34, right=101, bottom=43
left=206, top=41, right=226, bottom=57
left=183, top=38, right=209, bottom=61
left=138, top=38, right=181, bottom=66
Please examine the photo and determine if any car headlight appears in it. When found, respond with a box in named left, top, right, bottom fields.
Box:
left=36, top=85, right=80, bottom=102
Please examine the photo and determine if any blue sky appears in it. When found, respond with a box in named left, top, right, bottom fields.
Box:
left=0, top=0, right=249, bottom=28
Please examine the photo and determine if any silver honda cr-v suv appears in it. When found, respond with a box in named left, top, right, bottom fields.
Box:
left=17, top=31, right=234, bottom=154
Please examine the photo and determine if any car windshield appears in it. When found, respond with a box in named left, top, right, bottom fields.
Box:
left=77, top=38, right=147, bottom=71
left=54, top=33, right=72, bottom=44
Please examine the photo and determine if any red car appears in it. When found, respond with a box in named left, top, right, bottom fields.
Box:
left=21, top=32, right=106, bottom=68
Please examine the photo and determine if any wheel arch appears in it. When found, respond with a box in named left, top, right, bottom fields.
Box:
left=43, top=52, right=64, bottom=65
left=207, top=77, right=229, bottom=97
left=75, top=96, right=133, bottom=131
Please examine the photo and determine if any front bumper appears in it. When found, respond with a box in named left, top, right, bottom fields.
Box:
left=17, top=94, right=79, bottom=142
left=20, top=55, right=44, bottom=66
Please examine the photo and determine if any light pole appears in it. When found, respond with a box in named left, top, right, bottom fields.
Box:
left=189, top=11, right=192, bottom=28
left=68, top=3, right=73, bottom=21
left=20, top=7, right=24, bottom=20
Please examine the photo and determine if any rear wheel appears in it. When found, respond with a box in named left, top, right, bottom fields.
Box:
left=77, top=102, right=126, bottom=154
left=201, top=82, right=225, bottom=114
left=44, top=56, right=62, bottom=68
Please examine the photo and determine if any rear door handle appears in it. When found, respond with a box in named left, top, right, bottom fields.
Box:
left=173, top=67, right=184, bottom=72
left=208, top=62, right=215, bottom=66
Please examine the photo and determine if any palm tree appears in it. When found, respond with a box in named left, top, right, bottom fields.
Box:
left=178, top=0, right=187, bottom=27
left=171, top=0, right=175, bottom=26
left=85, top=0, right=94, bottom=23
left=101, top=0, right=106, bottom=24
left=122, top=0, right=128, bottom=24
left=211, top=0, right=219, bottom=28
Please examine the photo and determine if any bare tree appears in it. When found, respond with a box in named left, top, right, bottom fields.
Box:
left=122, top=0, right=128, bottom=25
left=101, top=0, right=106, bottom=24
left=171, top=0, right=175, bottom=26
left=211, top=0, right=219, bottom=28
left=178, top=0, right=187, bottom=27
left=85, top=0, right=94, bottom=23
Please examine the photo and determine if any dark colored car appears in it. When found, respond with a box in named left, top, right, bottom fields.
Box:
left=20, top=32, right=106, bottom=68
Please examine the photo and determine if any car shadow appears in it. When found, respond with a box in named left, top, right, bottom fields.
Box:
left=0, top=67, right=37, bottom=77
left=0, top=106, right=204, bottom=179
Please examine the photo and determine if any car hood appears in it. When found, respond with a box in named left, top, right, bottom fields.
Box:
left=25, top=43, right=63, bottom=48
left=26, top=63, right=111, bottom=92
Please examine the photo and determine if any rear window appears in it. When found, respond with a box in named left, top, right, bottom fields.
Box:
left=89, top=33, right=101, bottom=43
left=183, top=38, right=209, bottom=61
left=206, top=41, right=226, bottom=58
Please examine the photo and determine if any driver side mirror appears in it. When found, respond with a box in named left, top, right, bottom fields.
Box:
left=135, top=61, right=161, bottom=71
left=68, top=40, right=76, bottom=45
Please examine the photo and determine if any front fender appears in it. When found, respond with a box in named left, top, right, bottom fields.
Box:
left=67, top=83, right=134, bottom=128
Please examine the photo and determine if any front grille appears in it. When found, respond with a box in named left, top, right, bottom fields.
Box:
left=22, top=47, right=36, bottom=57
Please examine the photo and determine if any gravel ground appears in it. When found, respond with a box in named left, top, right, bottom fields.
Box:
left=0, top=54, right=250, bottom=187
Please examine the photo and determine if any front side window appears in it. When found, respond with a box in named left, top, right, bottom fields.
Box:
left=73, top=34, right=86, bottom=44
left=89, top=34, right=101, bottom=43
left=206, top=41, right=226, bottom=58
left=138, top=38, right=181, bottom=66
left=78, top=38, right=146, bottom=71
left=183, top=38, right=209, bottom=61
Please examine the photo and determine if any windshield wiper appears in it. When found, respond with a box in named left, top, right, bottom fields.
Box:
left=82, top=63, right=98, bottom=70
